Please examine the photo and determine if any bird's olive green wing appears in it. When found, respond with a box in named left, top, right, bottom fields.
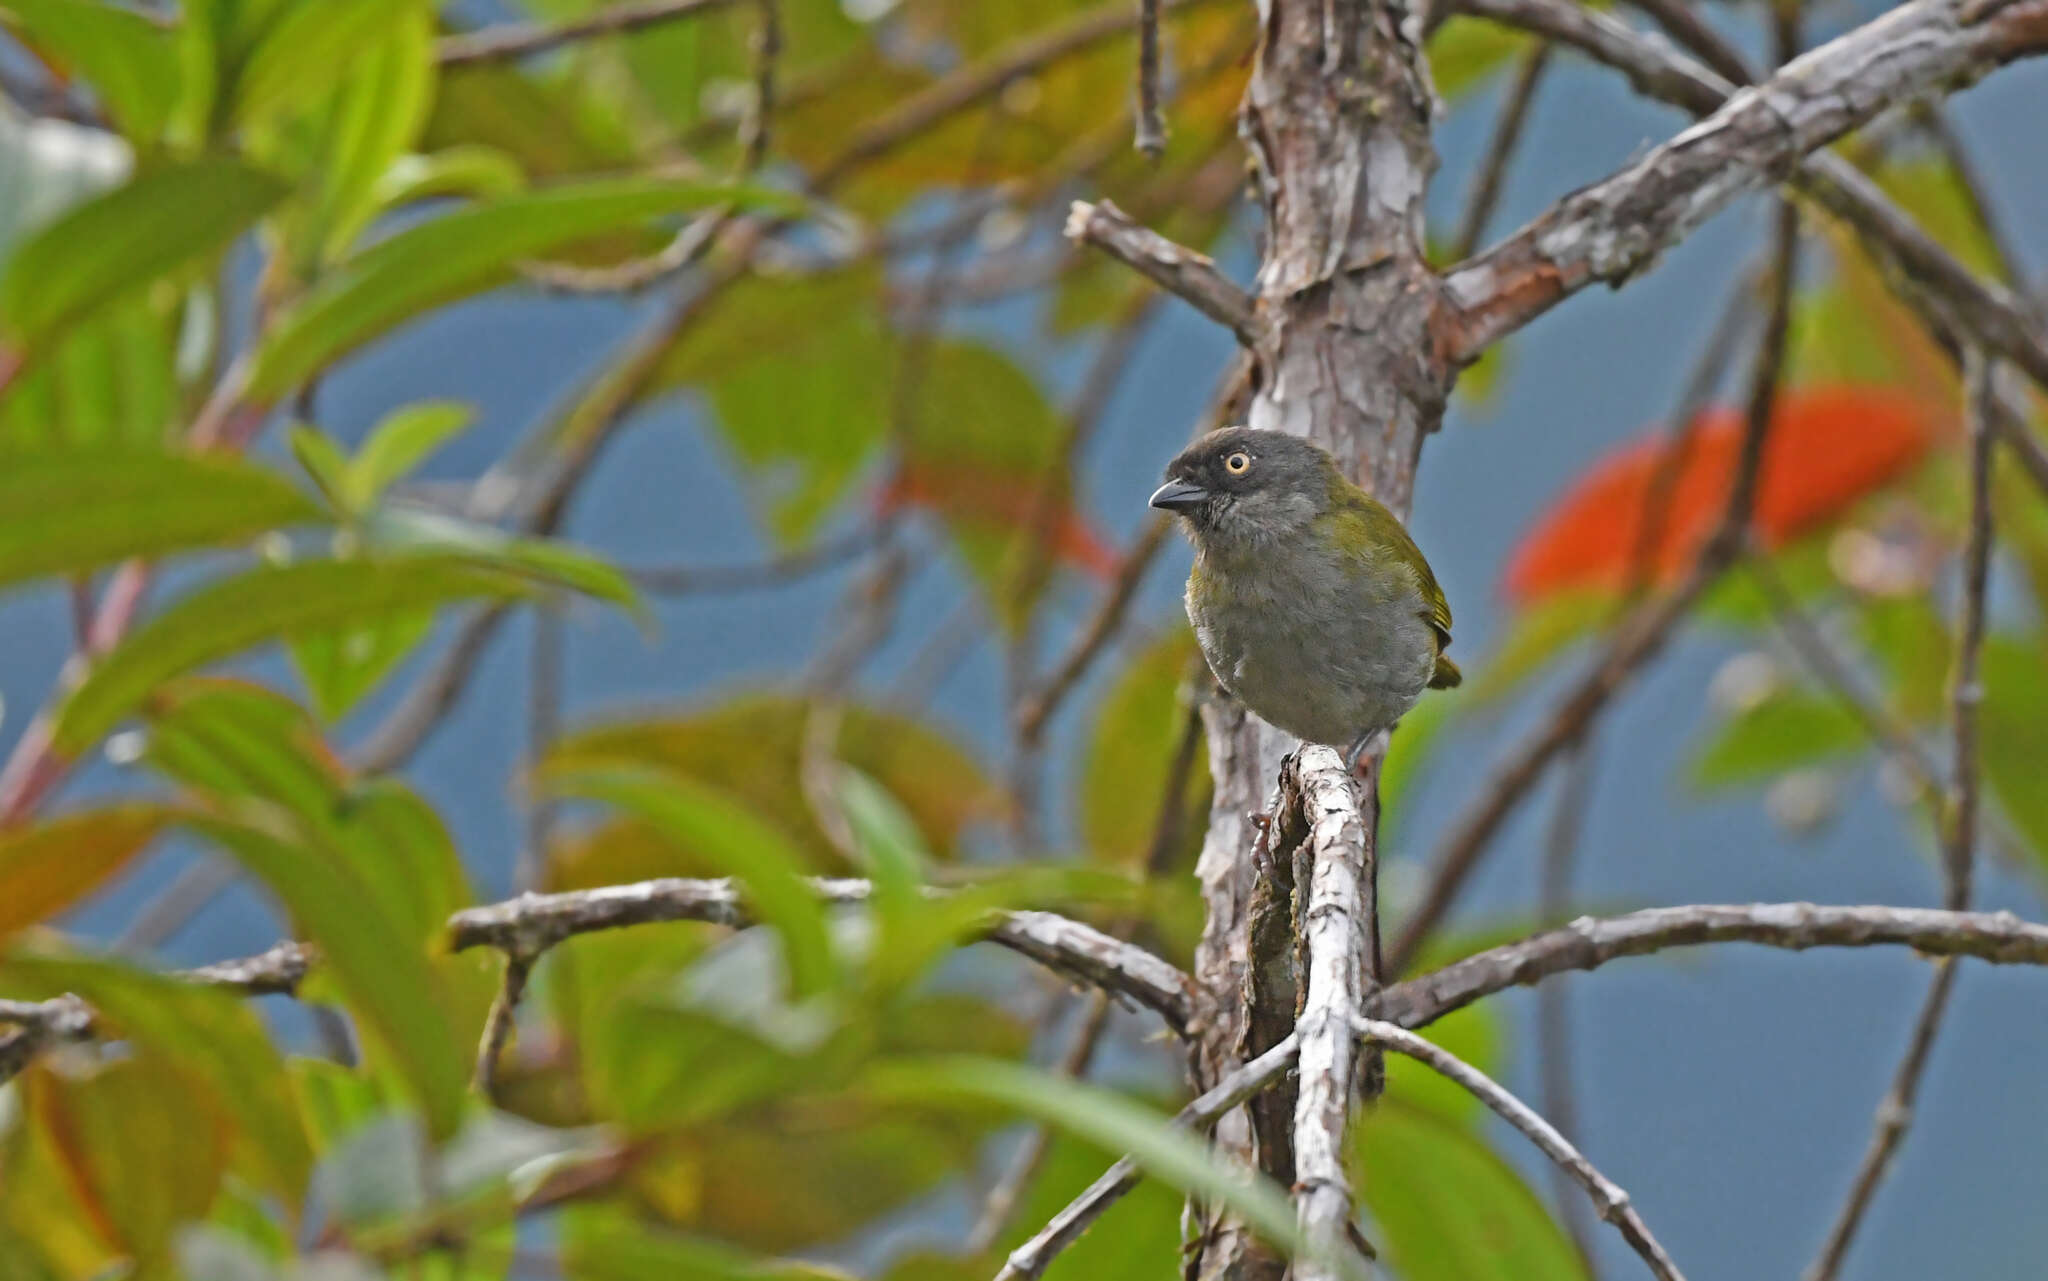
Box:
left=1328, top=475, right=1460, bottom=687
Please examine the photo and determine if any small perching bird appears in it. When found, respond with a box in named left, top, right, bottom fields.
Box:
left=1150, top=426, right=1460, bottom=771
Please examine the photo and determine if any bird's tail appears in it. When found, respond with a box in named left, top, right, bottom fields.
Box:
left=1429, top=654, right=1463, bottom=689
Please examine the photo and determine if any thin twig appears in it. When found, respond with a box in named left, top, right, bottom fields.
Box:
left=1537, top=736, right=1601, bottom=1275
left=965, top=990, right=1114, bottom=1255
left=628, top=522, right=884, bottom=594
left=473, top=950, right=536, bottom=1097
left=1064, top=199, right=1259, bottom=343
left=1355, top=1019, right=1687, bottom=1281
left=1449, top=41, right=1552, bottom=262
left=1801, top=351, right=1998, bottom=1281
left=437, top=0, right=745, bottom=67
left=1135, top=0, right=1168, bottom=157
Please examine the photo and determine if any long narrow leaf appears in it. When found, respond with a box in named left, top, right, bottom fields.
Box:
left=0, top=452, right=321, bottom=591
left=862, top=1056, right=1343, bottom=1275
left=248, top=178, right=801, bottom=398
left=53, top=557, right=545, bottom=754
left=0, top=159, right=286, bottom=347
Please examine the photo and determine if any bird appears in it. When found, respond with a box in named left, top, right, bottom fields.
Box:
left=1149, top=425, right=1460, bottom=772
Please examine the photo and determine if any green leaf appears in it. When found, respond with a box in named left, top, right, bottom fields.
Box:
left=0, top=451, right=320, bottom=594
left=562, top=1206, right=852, bottom=1281
left=997, top=1127, right=1185, bottom=1281
left=1079, top=627, right=1207, bottom=871
left=287, top=610, right=436, bottom=722
left=288, top=425, right=352, bottom=510
left=371, top=147, right=526, bottom=209
left=21, top=1057, right=230, bottom=1268
left=540, top=765, right=837, bottom=998
left=53, top=556, right=545, bottom=754
left=192, top=806, right=468, bottom=1139
left=1981, top=635, right=2048, bottom=873
left=254, top=7, right=435, bottom=274
left=1, top=949, right=312, bottom=1203
left=1, top=0, right=183, bottom=141
left=1428, top=18, right=1528, bottom=101
left=0, top=159, right=287, bottom=349
left=654, top=266, right=896, bottom=542
left=1465, top=590, right=1610, bottom=704
left=541, top=694, right=1003, bottom=881
left=248, top=176, right=802, bottom=398
left=0, top=296, right=181, bottom=450
left=228, top=0, right=424, bottom=130
left=364, top=506, right=640, bottom=612
left=1355, top=1100, right=1592, bottom=1281
left=862, top=1057, right=1330, bottom=1274
left=143, top=678, right=473, bottom=941
left=346, top=401, right=474, bottom=509
left=0, top=805, right=172, bottom=939
left=1691, top=688, right=1867, bottom=790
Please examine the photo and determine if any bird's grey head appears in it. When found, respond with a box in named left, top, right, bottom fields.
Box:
left=1149, top=427, right=1334, bottom=555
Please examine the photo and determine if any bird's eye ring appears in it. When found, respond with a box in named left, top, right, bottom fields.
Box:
left=1224, top=450, right=1252, bottom=474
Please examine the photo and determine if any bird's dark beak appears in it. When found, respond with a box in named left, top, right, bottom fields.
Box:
left=1149, top=478, right=1209, bottom=512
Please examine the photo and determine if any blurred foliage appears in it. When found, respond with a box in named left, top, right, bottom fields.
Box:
left=0, top=2, right=2039, bottom=1279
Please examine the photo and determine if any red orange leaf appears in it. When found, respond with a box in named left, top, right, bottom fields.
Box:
left=1503, top=385, right=1942, bottom=604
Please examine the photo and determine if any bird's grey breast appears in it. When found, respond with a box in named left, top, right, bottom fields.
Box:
left=1186, top=539, right=1433, bottom=747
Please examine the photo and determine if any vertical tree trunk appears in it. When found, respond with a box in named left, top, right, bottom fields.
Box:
left=1187, top=1, right=1448, bottom=1276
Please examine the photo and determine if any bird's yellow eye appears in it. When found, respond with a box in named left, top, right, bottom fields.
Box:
left=1224, top=451, right=1252, bottom=475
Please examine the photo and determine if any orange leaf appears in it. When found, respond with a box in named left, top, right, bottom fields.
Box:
left=878, top=465, right=1118, bottom=579
left=0, top=806, right=172, bottom=939
left=1503, top=385, right=1942, bottom=604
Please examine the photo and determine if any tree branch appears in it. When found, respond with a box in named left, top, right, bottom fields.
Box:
left=1448, top=0, right=2048, bottom=400
left=1440, top=0, right=2048, bottom=359
left=446, top=877, right=1197, bottom=1032
left=1375, top=902, right=2048, bottom=1030
left=1285, top=747, right=1376, bottom=1280
left=1064, top=199, right=1260, bottom=343
left=1357, top=1018, right=1687, bottom=1281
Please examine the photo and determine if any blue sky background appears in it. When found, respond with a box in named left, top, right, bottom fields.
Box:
left=4, top=8, right=2046, bottom=1278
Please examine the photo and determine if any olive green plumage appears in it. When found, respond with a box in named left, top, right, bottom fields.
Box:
left=1151, top=426, right=1460, bottom=758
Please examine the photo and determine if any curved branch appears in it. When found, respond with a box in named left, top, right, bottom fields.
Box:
left=1065, top=200, right=1259, bottom=343
left=1357, top=1019, right=1687, bottom=1281
left=1376, top=902, right=2048, bottom=1029
left=446, top=877, right=1197, bottom=1032
left=1440, top=0, right=2048, bottom=358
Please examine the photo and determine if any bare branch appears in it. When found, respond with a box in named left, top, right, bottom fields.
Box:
left=473, top=951, right=536, bottom=1098
left=437, top=0, right=744, bottom=67
left=1375, top=902, right=2048, bottom=1030
left=1064, top=200, right=1259, bottom=343
left=1286, top=747, right=1376, bottom=1281
left=1441, top=0, right=2048, bottom=358
left=446, top=877, right=1197, bottom=1032
left=1356, top=1018, right=1687, bottom=1281
left=1449, top=0, right=2048, bottom=397
left=1802, top=351, right=1999, bottom=1281
left=1135, top=0, right=1168, bottom=157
